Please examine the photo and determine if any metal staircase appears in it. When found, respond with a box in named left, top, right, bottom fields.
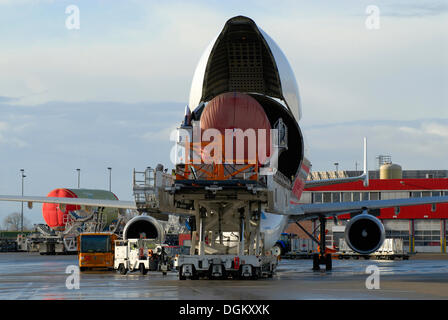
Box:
left=133, top=167, right=156, bottom=208
left=133, top=165, right=174, bottom=213
left=36, top=224, right=56, bottom=236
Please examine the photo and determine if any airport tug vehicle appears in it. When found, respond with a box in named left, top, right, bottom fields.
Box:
left=114, top=238, right=169, bottom=275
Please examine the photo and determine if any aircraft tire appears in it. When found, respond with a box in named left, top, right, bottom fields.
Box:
left=312, top=254, right=320, bottom=271
left=325, top=254, right=332, bottom=271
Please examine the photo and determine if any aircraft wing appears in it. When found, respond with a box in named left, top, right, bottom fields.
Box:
left=282, top=195, right=448, bottom=221
left=304, top=174, right=367, bottom=188
left=0, top=195, right=137, bottom=210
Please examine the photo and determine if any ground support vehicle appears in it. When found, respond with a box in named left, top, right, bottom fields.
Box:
left=78, top=232, right=118, bottom=271
left=163, top=245, right=190, bottom=270
left=166, top=179, right=279, bottom=280
left=174, top=254, right=277, bottom=280
left=282, top=252, right=314, bottom=259
left=274, top=234, right=317, bottom=258
left=133, top=161, right=284, bottom=280
left=114, top=239, right=169, bottom=275
left=0, top=239, right=17, bottom=252
left=336, top=238, right=409, bottom=260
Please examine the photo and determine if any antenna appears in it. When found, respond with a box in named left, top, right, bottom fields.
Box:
left=363, top=137, right=369, bottom=187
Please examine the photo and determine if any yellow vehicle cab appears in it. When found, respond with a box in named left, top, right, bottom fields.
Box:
left=78, top=232, right=117, bottom=271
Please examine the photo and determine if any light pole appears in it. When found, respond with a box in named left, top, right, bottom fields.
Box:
left=107, top=167, right=112, bottom=191
left=76, top=168, right=80, bottom=188
left=334, top=162, right=339, bottom=171
left=20, top=169, right=26, bottom=232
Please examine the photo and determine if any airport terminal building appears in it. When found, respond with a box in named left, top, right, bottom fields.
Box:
left=286, top=168, right=448, bottom=253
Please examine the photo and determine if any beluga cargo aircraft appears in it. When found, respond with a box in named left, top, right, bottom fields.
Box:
left=2, top=16, right=447, bottom=279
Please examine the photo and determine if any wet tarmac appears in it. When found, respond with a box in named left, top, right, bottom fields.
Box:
left=1, top=253, right=447, bottom=300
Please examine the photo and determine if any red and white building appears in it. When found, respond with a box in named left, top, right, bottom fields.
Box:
left=286, top=170, right=448, bottom=253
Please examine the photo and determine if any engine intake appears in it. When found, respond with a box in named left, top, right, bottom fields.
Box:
left=123, top=215, right=165, bottom=243
left=345, top=213, right=385, bottom=255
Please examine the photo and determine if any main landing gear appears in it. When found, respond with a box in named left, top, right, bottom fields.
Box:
left=296, top=216, right=332, bottom=272
left=312, top=253, right=332, bottom=271
left=315, top=217, right=332, bottom=271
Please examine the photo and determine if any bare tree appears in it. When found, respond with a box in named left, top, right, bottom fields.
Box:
left=2, top=212, right=31, bottom=231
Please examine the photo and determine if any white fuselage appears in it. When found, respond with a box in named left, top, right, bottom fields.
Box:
left=260, top=212, right=290, bottom=250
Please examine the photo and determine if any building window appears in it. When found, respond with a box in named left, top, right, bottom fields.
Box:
left=422, top=191, right=431, bottom=197
left=446, top=220, right=448, bottom=249
left=414, top=220, right=441, bottom=249
left=342, top=192, right=351, bottom=202
left=415, top=231, right=440, bottom=247
left=323, top=193, right=332, bottom=203
left=313, top=192, right=323, bottom=203
left=370, top=192, right=380, bottom=201
left=332, top=192, right=341, bottom=203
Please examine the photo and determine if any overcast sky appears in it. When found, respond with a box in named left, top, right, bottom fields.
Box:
left=0, top=0, right=447, bottom=225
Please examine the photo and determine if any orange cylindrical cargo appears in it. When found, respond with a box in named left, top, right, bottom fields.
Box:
left=42, top=188, right=119, bottom=230
left=199, top=92, right=272, bottom=165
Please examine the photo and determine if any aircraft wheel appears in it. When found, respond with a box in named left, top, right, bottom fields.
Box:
left=312, top=254, right=320, bottom=271
left=325, top=254, right=332, bottom=271
left=272, top=244, right=283, bottom=257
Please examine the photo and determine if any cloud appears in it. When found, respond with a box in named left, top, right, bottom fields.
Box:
left=1, top=0, right=445, bottom=124
left=0, top=0, right=54, bottom=5
left=398, top=122, right=448, bottom=138
left=0, top=121, right=9, bottom=131
left=141, top=126, right=177, bottom=143
left=422, top=123, right=448, bottom=138
left=0, top=96, right=19, bottom=103
left=0, top=120, right=30, bottom=147
left=0, top=100, right=186, bottom=225
left=303, top=119, right=448, bottom=171
left=381, top=1, right=448, bottom=17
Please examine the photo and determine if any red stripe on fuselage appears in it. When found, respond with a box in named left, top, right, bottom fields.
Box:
left=292, top=160, right=310, bottom=201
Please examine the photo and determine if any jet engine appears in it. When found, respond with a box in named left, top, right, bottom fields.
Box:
left=344, top=213, right=385, bottom=254
left=122, top=215, right=165, bottom=243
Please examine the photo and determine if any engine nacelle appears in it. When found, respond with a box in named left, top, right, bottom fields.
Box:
left=344, top=213, right=385, bottom=255
left=122, top=215, right=165, bottom=243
